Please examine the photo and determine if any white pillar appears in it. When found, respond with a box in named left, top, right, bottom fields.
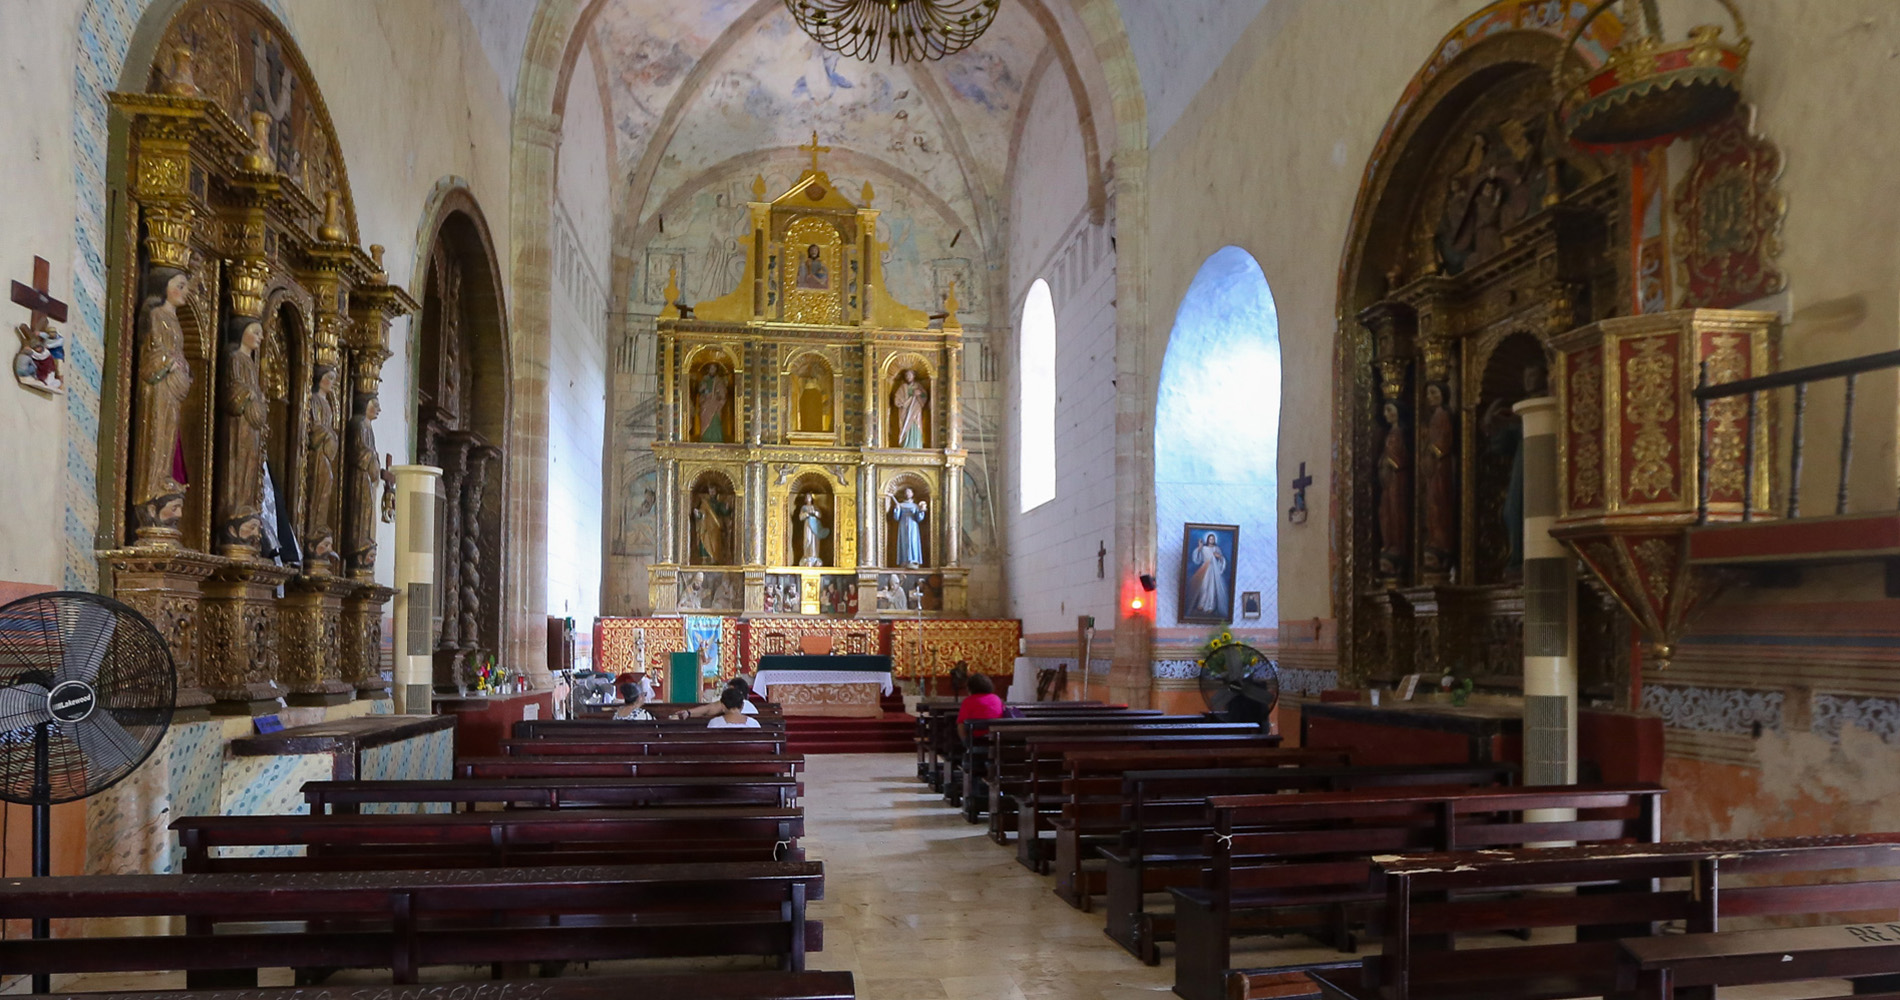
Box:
left=1517, top=396, right=1578, bottom=786
left=391, top=464, right=442, bottom=714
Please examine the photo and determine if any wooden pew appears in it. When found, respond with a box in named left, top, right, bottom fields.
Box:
left=925, top=704, right=1146, bottom=795
left=0, top=862, right=826, bottom=986
left=1014, top=747, right=1349, bottom=874
left=978, top=724, right=1271, bottom=829
left=20, top=973, right=859, bottom=1000
left=303, top=774, right=802, bottom=813
left=456, top=753, right=803, bottom=779
left=1095, top=762, right=1517, bottom=960
left=1290, top=832, right=1900, bottom=1000
left=18, top=973, right=859, bottom=1000
left=172, top=805, right=807, bottom=872
left=955, top=715, right=1220, bottom=817
left=943, top=710, right=1163, bottom=799
left=1170, top=783, right=1665, bottom=1000
left=501, top=733, right=787, bottom=756
left=515, top=717, right=787, bottom=739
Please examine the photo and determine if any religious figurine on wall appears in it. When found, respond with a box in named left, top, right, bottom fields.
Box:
left=1481, top=362, right=1547, bottom=573
left=216, top=320, right=269, bottom=555
left=796, top=243, right=829, bottom=290
left=303, top=364, right=340, bottom=565
left=13, top=317, right=64, bottom=393
left=1376, top=401, right=1411, bottom=580
left=131, top=267, right=193, bottom=537
left=1420, top=382, right=1457, bottom=577
left=345, top=391, right=382, bottom=572
left=797, top=492, right=830, bottom=567
left=890, top=487, right=928, bottom=568
left=691, top=485, right=733, bottom=565
left=695, top=362, right=730, bottom=443
left=892, top=369, right=927, bottom=449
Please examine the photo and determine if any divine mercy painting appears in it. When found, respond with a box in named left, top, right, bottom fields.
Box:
left=1177, top=523, right=1239, bottom=624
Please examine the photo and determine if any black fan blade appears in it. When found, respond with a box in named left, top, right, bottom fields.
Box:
left=0, top=683, right=51, bottom=733
left=58, top=599, right=117, bottom=685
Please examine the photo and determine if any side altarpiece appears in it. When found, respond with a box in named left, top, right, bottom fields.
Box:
left=650, top=161, right=970, bottom=619
left=96, top=0, right=412, bottom=715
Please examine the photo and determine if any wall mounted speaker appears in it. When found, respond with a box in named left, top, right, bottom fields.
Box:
left=1139, top=573, right=1156, bottom=592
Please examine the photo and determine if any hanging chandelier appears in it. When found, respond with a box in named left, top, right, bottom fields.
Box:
left=785, top=0, right=1001, bottom=64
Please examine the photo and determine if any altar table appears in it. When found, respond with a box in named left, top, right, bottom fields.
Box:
left=754, top=654, right=893, bottom=718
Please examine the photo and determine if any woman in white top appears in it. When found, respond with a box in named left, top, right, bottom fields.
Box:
left=706, top=687, right=762, bottom=729
left=674, top=678, right=760, bottom=719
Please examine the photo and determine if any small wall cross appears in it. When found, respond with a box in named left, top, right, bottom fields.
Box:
left=11, top=257, right=67, bottom=328
left=1288, top=461, right=1313, bottom=524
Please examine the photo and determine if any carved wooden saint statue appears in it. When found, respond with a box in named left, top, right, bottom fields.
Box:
left=303, top=364, right=340, bottom=565
left=892, top=368, right=927, bottom=449
left=345, top=391, right=382, bottom=573
left=132, top=267, right=193, bottom=538
left=1420, top=382, right=1457, bottom=576
left=692, top=487, right=732, bottom=565
left=695, top=363, right=729, bottom=443
left=797, top=492, right=830, bottom=567
left=216, top=320, right=270, bottom=554
left=1377, top=401, right=1411, bottom=580
left=891, top=487, right=927, bottom=568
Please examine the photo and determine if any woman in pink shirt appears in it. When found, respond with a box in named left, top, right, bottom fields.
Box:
left=957, top=673, right=1005, bottom=741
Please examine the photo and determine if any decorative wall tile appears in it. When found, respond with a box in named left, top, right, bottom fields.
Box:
left=1152, top=659, right=1200, bottom=679
left=1642, top=684, right=1782, bottom=736
left=1812, top=694, right=1900, bottom=746
left=1281, top=668, right=1340, bottom=698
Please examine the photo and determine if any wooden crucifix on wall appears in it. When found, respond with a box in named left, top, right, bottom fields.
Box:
left=11, top=256, right=68, bottom=394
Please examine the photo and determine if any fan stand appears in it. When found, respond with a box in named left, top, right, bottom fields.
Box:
left=30, top=721, right=51, bottom=995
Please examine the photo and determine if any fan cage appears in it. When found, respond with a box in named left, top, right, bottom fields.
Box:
left=0, top=591, right=177, bottom=805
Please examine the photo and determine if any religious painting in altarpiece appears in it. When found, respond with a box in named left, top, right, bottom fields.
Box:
left=1333, top=20, right=1632, bottom=697
left=646, top=157, right=969, bottom=617
left=99, top=0, right=413, bottom=715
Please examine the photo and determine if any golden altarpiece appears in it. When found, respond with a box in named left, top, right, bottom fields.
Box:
left=648, top=153, right=971, bottom=620
left=94, top=1, right=412, bottom=715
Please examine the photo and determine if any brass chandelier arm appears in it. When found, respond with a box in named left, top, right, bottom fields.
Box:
left=785, top=0, right=1001, bottom=65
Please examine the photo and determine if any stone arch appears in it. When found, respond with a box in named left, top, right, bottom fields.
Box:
left=1153, top=246, right=1280, bottom=631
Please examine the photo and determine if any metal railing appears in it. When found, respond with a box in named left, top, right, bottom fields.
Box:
left=1695, top=349, right=1900, bottom=524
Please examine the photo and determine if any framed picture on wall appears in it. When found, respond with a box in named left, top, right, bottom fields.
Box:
left=1177, top=523, right=1239, bottom=624
left=1240, top=592, right=1262, bottom=619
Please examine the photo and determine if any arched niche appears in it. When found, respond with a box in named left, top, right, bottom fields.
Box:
left=787, top=472, right=837, bottom=568
left=684, top=346, right=739, bottom=444
left=685, top=469, right=740, bottom=567
left=1155, top=247, right=1280, bottom=628
left=883, top=353, right=936, bottom=450
left=1332, top=7, right=1631, bottom=688
left=882, top=473, right=933, bottom=570
left=258, top=292, right=308, bottom=562
left=414, top=188, right=512, bottom=694
left=784, top=351, right=839, bottom=442
left=1472, top=331, right=1548, bottom=585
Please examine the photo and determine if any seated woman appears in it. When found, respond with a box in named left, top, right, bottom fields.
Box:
left=612, top=683, right=652, bottom=720
left=706, top=686, right=761, bottom=729
left=673, top=677, right=760, bottom=720
left=956, top=672, right=1006, bottom=742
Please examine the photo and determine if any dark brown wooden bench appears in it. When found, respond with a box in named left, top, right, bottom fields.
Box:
left=303, top=775, right=802, bottom=813
left=1170, top=783, right=1665, bottom=1000
left=958, top=717, right=1240, bottom=821
left=981, top=726, right=1273, bottom=832
left=19, top=973, right=857, bottom=1000
left=500, top=734, right=786, bottom=756
left=1014, top=746, right=1348, bottom=874
left=515, top=717, right=788, bottom=739
left=1290, top=832, right=1900, bottom=1000
left=939, top=709, right=1161, bottom=799
left=14, top=973, right=858, bottom=1000
left=172, top=806, right=806, bottom=872
left=1086, top=761, right=1515, bottom=946
left=916, top=701, right=1122, bottom=785
left=455, top=753, right=803, bottom=779
left=0, top=862, right=825, bottom=988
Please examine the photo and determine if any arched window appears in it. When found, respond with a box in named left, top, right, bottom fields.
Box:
left=1020, top=278, right=1056, bottom=512
left=1155, top=247, right=1281, bottom=628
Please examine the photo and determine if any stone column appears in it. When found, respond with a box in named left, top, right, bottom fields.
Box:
left=943, top=458, right=963, bottom=567
left=388, top=464, right=442, bottom=712
left=1517, top=396, right=1576, bottom=786
left=746, top=461, right=767, bottom=566
left=658, top=459, right=679, bottom=564
left=859, top=463, right=879, bottom=570
left=945, top=337, right=964, bottom=452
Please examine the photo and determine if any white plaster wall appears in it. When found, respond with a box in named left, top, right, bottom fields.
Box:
left=0, top=2, right=81, bottom=588
left=1003, top=63, right=1116, bottom=647
left=1114, top=0, right=1273, bottom=145
left=546, top=45, right=612, bottom=626
left=457, top=0, right=536, bottom=106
